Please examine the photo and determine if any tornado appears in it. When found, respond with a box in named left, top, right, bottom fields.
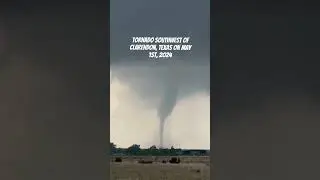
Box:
left=157, top=65, right=179, bottom=148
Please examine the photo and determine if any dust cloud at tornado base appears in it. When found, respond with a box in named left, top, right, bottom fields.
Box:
left=110, top=62, right=210, bottom=149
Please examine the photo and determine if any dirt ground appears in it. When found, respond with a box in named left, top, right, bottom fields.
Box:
left=110, top=156, right=210, bottom=180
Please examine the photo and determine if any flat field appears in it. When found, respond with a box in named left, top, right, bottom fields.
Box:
left=110, top=156, right=210, bottom=180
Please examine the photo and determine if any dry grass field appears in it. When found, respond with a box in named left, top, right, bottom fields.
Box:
left=110, top=156, right=210, bottom=180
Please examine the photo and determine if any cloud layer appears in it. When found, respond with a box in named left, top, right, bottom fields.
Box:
left=110, top=66, right=210, bottom=149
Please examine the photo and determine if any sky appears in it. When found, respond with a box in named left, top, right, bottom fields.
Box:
left=110, top=0, right=210, bottom=149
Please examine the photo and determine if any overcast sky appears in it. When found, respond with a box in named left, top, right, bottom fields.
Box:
left=110, top=0, right=210, bottom=149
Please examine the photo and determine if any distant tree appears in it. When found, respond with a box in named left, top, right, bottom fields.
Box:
left=110, top=142, right=117, bottom=154
left=148, top=145, right=160, bottom=155
left=110, top=142, right=116, bottom=149
left=149, top=145, right=157, bottom=150
left=127, top=144, right=141, bottom=155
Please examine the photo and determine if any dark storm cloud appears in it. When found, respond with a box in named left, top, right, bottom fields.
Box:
left=110, top=0, right=210, bottom=63
left=0, top=5, right=108, bottom=179
left=110, top=0, right=210, bottom=100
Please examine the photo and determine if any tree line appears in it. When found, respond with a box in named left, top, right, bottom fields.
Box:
left=110, top=142, right=184, bottom=156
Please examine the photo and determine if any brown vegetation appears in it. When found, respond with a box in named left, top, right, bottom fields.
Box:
left=137, top=159, right=153, bottom=164
left=110, top=156, right=210, bottom=180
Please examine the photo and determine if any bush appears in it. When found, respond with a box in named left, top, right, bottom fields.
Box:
left=114, top=157, right=122, bottom=162
left=169, top=157, right=180, bottom=164
left=138, top=159, right=153, bottom=164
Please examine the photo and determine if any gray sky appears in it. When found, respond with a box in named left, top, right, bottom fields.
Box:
left=110, top=0, right=210, bottom=149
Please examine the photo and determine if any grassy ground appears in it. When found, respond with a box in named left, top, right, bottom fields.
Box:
left=110, top=156, right=210, bottom=180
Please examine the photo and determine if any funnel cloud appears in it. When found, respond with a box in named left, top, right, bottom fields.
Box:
left=157, top=66, right=179, bottom=147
